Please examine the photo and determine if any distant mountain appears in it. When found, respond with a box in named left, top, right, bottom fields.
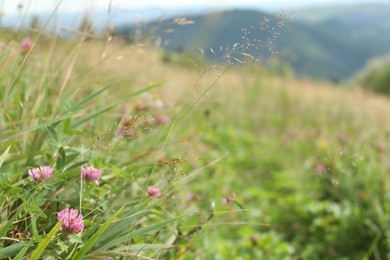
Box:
left=295, top=4, right=390, bottom=54
left=117, top=4, right=390, bottom=80
left=0, top=7, right=207, bottom=34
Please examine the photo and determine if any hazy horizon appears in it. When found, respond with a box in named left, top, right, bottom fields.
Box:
left=1, top=0, right=389, bottom=31
left=1, top=0, right=389, bottom=16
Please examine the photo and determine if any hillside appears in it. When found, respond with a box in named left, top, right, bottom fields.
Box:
left=296, top=3, right=390, bottom=56
left=2, top=29, right=390, bottom=258
left=117, top=3, right=390, bottom=81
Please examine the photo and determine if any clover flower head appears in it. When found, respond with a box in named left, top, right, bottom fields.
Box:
left=156, top=115, right=171, bottom=126
left=21, top=37, right=33, bottom=52
left=28, top=166, right=53, bottom=182
left=57, top=208, right=84, bottom=234
left=147, top=186, right=162, bottom=198
left=315, top=164, right=326, bottom=174
left=377, top=143, right=386, bottom=153
left=81, top=166, right=102, bottom=186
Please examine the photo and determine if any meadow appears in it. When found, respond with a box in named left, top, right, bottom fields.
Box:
left=1, top=26, right=390, bottom=259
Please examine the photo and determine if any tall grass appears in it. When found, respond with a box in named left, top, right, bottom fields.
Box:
left=2, top=6, right=390, bottom=260
left=0, top=20, right=196, bottom=258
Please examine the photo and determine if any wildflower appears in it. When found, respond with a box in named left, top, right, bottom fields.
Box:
left=28, top=166, right=53, bottom=182
left=116, top=126, right=135, bottom=138
left=21, top=37, right=33, bottom=52
left=147, top=186, right=162, bottom=198
left=155, top=115, right=171, bottom=125
left=221, top=197, right=230, bottom=206
left=134, top=102, right=148, bottom=111
left=81, top=166, right=102, bottom=186
left=116, top=116, right=136, bottom=138
left=314, top=164, right=326, bottom=174
left=377, top=143, right=386, bottom=153
left=57, top=208, right=84, bottom=234
left=221, top=192, right=236, bottom=205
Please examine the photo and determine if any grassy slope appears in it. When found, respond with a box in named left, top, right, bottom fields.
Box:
left=76, top=38, right=390, bottom=258
left=2, top=32, right=390, bottom=258
left=120, top=6, right=390, bottom=80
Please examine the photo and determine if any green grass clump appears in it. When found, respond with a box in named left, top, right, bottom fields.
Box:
left=356, top=55, right=390, bottom=95
left=0, top=30, right=190, bottom=259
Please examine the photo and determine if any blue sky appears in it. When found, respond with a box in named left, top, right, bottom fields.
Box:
left=2, top=0, right=388, bottom=15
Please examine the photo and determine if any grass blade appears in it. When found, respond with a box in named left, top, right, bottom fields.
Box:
left=71, top=82, right=117, bottom=111
left=95, top=211, right=150, bottom=245
left=0, top=145, right=11, bottom=169
left=29, top=221, right=62, bottom=260
left=0, top=242, right=28, bottom=259
left=0, top=113, right=74, bottom=144
left=72, top=206, right=124, bottom=259
left=93, top=213, right=188, bottom=253
left=73, top=80, right=165, bottom=127
left=13, top=241, right=34, bottom=260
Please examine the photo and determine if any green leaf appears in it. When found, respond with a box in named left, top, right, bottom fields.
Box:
left=0, top=145, right=11, bottom=169
left=29, top=221, right=62, bottom=260
left=232, top=200, right=245, bottom=210
left=13, top=241, right=34, bottom=260
left=46, top=125, right=59, bottom=143
left=56, top=147, right=66, bottom=171
left=30, top=204, right=47, bottom=219
left=72, top=206, right=124, bottom=260
left=62, top=118, right=75, bottom=135
left=2, top=185, right=23, bottom=195
left=0, top=242, right=28, bottom=259
left=70, top=233, right=84, bottom=244
left=30, top=214, right=40, bottom=240
left=62, top=160, right=89, bottom=173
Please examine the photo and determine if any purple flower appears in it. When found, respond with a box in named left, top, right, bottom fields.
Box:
left=221, top=198, right=230, bottom=206
left=57, top=208, right=84, bottom=234
left=21, top=37, right=32, bottom=52
left=155, top=115, right=171, bottom=126
left=81, top=166, right=102, bottom=185
left=147, top=186, right=162, bottom=198
left=377, top=143, right=386, bottom=153
left=314, top=164, right=326, bottom=174
left=28, top=166, right=53, bottom=182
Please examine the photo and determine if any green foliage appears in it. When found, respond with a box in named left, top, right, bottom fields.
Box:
left=29, top=221, right=62, bottom=260
left=357, top=56, right=390, bottom=95
left=0, top=30, right=186, bottom=259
